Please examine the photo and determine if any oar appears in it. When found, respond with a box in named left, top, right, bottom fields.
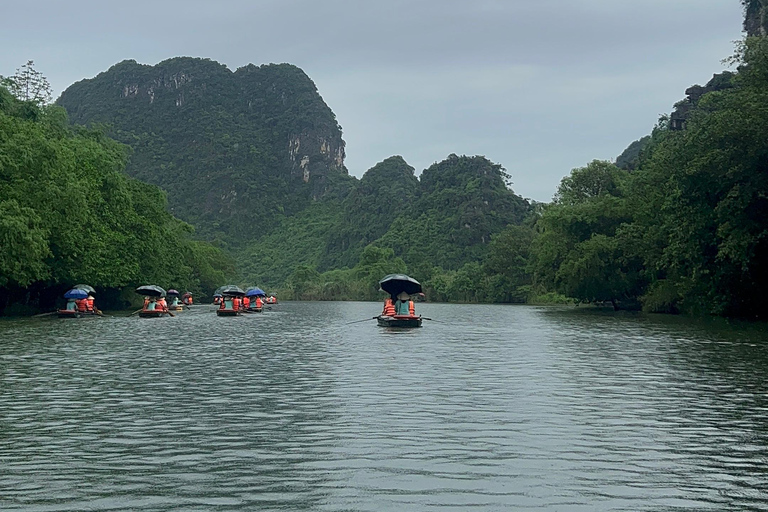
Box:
left=32, top=311, right=58, bottom=318
left=421, top=317, right=441, bottom=323
left=344, top=316, right=378, bottom=325
left=130, top=308, right=143, bottom=316
left=166, top=310, right=175, bottom=317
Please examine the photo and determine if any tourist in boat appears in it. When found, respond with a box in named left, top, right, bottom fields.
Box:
left=394, top=292, right=414, bottom=316
left=182, top=292, right=193, bottom=305
left=255, top=296, right=263, bottom=310
left=232, top=296, right=241, bottom=311
left=76, top=297, right=87, bottom=314
left=242, top=296, right=250, bottom=310
left=382, top=296, right=396, bottom=317
left=86, top=293, right=99, bottom=314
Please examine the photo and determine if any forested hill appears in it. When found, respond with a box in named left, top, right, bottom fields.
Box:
left=56, top=57, right=533, bottom=300
left=57, top=57, right=351, bottom=245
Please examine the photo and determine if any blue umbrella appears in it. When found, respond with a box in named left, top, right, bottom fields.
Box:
left=64, top=288, right=89, bottom=299
left=245, top=287, right=266, bottom=297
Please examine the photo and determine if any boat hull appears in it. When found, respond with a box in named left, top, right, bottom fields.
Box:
left=216, top=309, right=240, bottom=317
left=168, top=305, right=184, bottom=311
left=377, top=315, right=422, bottom=328
left=247, top=307, right=263, bottom=313
left=57, top=310, right=83, bottom=319
left=138, top=310, right=167, bottom=318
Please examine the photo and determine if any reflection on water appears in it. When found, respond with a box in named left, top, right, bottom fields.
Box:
left=1, top=303, right=767, bottom=511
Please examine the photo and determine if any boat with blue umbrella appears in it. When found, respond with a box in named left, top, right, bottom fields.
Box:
left=245, top=287, right=267, bottom=312
left=57, top=288, right=90, bottom=318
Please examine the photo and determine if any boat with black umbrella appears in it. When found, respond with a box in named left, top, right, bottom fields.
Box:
left=217, top=285, right=245, bottom=316
left=377, top=274, right=423, bottom=328
left=245, top=287, right=266, bottom=312
left=136, top=285, right=171, bottom=318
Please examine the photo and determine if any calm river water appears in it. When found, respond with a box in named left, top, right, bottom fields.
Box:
left=1, top=302, right=767, bottom=511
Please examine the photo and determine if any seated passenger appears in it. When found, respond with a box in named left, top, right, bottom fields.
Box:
left=395, top=292, right=412, bottom=316
left=382, top=297, right=396, bottom=316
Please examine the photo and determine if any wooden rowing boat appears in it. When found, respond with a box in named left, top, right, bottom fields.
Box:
left=376, top=315, right=422, bottom=328
left=138, top=310, right=168, bottom=318
left=216, top=309, right=239, bottom=317
left=168, top=305, right=184, bottom=311
left=57, top=310, right=84, bottom=319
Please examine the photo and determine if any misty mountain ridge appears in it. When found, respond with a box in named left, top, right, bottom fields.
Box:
left=57, top=57, right=532, bottom=285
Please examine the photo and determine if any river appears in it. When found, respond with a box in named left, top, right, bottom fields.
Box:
left=1, top=302, right=767, bottom=511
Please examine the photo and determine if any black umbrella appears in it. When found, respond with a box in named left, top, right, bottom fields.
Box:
left=167, top=289, right=180, bottom=296
left=220, top=285, right=245, bottom=297
left=378, top=274, right=422, bottom=296
left=136, top=285, right=167, bottom=297
left=74, top=284, right=95, bottom=294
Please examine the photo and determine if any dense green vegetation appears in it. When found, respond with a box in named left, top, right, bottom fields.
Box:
left=5, top=4, right=766, bottom=318
left=0, top=85, right=233, bottom=314
left=57, top=57, right=352, bottom=247
left=528, top=36, right=768, bottom=318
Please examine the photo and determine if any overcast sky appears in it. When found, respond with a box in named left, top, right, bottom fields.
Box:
left=0, top=0, right=745, bottom=202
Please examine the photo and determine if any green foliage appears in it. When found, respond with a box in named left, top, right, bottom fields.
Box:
left=0, top=85, right=233, bottom=313
left=527, top=36, right=768, bottom=318
left=1, top=60, right=52, bottom=106
left=615, top=136, right=651, bottom=171
left=56, top=57, right=349, bottom=247
left=530, top=161, right=644, bottom=308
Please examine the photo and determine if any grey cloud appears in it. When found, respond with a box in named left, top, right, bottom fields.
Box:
left=0, top=0, right=746, bottom=201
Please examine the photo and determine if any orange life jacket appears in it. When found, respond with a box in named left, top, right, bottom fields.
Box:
left=86, top=297, right=94, bottom=312
left=256, top=297, right=263, bottom=308
left=409, top=300, right=415, bottom=316
left=233, top=298, right=240, bottom=310
left=76, top=299, right=87, bottom=312
left=243, top=297, right=250, bottom=308
left=188, top=296, right=193, bottom=305
left=383, top=298, right=396, bottom=316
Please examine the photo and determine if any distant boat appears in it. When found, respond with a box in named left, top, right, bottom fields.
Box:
left=57, top=288, right=90, bottom=318
left=376, top=315, right=423, bottom=328
left=136, top=285, right=171, bottom=318
left=216, top=285, right=245, bottom=316
left=377, top=274, right=423, bottom=328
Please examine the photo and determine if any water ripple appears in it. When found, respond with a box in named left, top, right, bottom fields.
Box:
left=1, top=303, right=767, bottom=511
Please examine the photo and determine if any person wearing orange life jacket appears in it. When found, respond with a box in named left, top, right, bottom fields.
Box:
left=382, top=297, right=396, bottom=317
left=86, top=294, right=95, bottom=314
left=157, top=297, right=168, bottom=312
left=232, top=297, right=241, bottom=311
left=76, top=298, right=87, bottom=313
left=255, top=296, right=263, bottom=309
left=243, top=296, right=250, bottom=310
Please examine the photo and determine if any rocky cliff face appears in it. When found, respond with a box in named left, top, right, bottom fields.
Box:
left=744, top=0, right=768, bottom=36
left=57, top=57, right=348, bottom=244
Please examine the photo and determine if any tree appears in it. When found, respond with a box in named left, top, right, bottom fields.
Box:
left=2, top=61, right=52, bottom=106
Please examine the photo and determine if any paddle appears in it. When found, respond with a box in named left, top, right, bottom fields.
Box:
left=32, top=311, right=58, bottom=318
left=344, top=316, right=378, bottom=325
left=130, top=308, right=143, bottom=316
left=166, top=310, right=175, bottom=317
left=421, top=317, right=441, bottom=323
